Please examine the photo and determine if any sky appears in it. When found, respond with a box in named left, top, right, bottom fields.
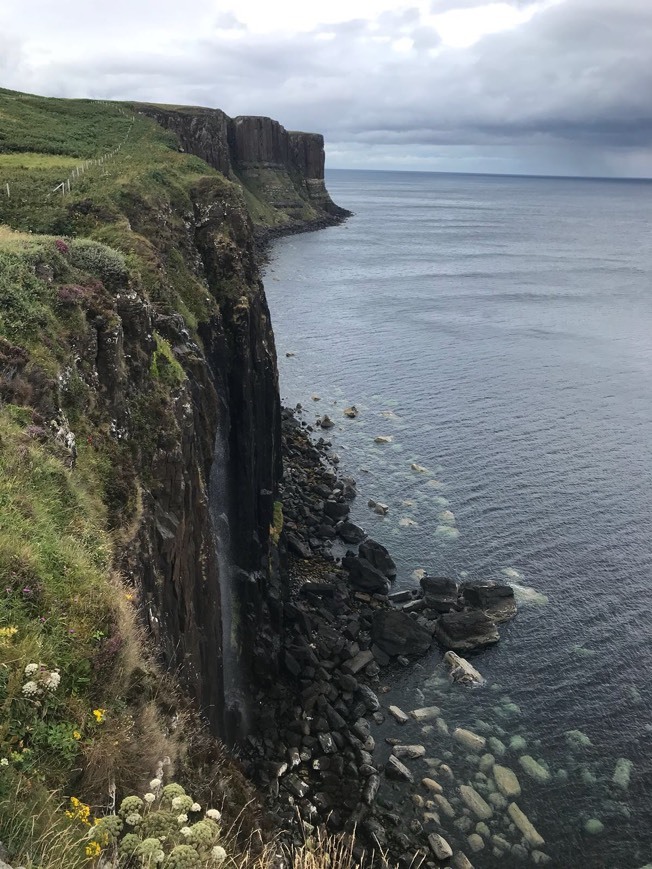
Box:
left=1, top=0, right=652, bottom=177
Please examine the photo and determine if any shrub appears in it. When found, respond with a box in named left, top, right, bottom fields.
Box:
left=68, top=239, right=128, bottom=290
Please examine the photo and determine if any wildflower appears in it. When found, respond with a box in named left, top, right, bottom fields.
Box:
left=212, top=845, right=227, bottom=864
left=22, top=680, right=39, bottom=697
left=124, top=592, right=134, bottom=601
left=55, top=239, right=69, bottom=254
left=0, top=758, right=8, bottom=766
left=179, top=826, right=192, bottom=837
left=24, top=663, right=38, bottom=676
left=85, top=841, right=101, bottom=858
left=119, top=795, right=144, bottom=817
left=206, top=809, right=222, bottom=821
left=65, top=796, right=91, bottom=825
left=44, top=670, right=60, bottom=690
left=177, top=813, right=188, bottom=824
left=149, top=777, right=162, bottom=791
left=144, top=792, right=156, bottom=803
left=92, top=708, right=106, bottom=723
left=125, top=812, right=142, bottom=827
left=0, top=627, right=18, bottom=639
left=73, top=730, right=81, bottom=740
left=187, top=820, right=217, bottom=847
left=191, top=802, right=201, bottom=812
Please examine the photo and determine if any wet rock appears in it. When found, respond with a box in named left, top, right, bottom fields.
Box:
left=434, top=794, right=456, bottom=819
left=565, top=729, right=592, bottom=750
left=385, top=755, right=414, bottom=782
left=388, top=705, right=410, bottom=725
left=422, top=778, right=443, bottom=794
left=518, top=755, right=551, bottom=784
left=479, top=754, right=495, bottom=774
left=444, top=651, right=485, bottom=687
left=613, top=757, right=633, bottom=790
left=467, top=834, right=485, bottom=853
left=337, top=521, right=367, bottom=544
left=584, top=818, right=604, bottom=835
left=507, top=803, right=545, bottom=847
left=436, top=718, right=450, bottom=737
left=453, top=728, right=487, bottom=753
left=359, top=538, right=397, bottom=579
left=393, top=744, right=426, bottom=760
left=411, top=706, right=441, bottom=722
left=368, top=500, right=389, bottom=515
left=492, top=764, right=521, bottom=799
left=434, top=610, right=500, bottom=651
left=318, top=414, right=335, bottom=428
left=343, top=406, right=359, bottom=419
left=428, top=834, right=453, bottom=861
left=532, top=851, right=552, bottom=865
left=459, top=785, right=493, bottom=820
left=358, top=684, right=380, bottom=712
left=363, top=774, right=381, bottom=805
left=488, top=737, right=507, bottom=758
left=371, top=610, right=432, bottom=657
left=411, top=463, right=428, bottom=473
left=509, top=735, right=527, bottom=752
left=420, top=575, right=459, bottom=612
left=451, top=852, right=474, bottom=869
left=324, top=500, right=350, bottom=520
left=374, top=435, right=393, bottom=444
left=283, top=774, right=310, bottom=799
left=461, top=581, right=516, bottom=623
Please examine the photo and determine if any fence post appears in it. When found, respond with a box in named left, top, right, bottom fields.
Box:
left=5, top=183, right=9, bottom=198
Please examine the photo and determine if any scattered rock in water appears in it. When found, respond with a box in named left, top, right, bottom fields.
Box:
left=444, top=650, right=485, bottom=687
left=507, top=802, right=545, bottom=847
left=411, top=706, right=441, bottom=722
left=368, top=499, right=389, bottom=515
left=512, top=582, right=549, bottom=606
left=336, top=520, right=367, bottom=545
left=385, top=754, right=414, bottom=782
left=436, top=524, right=460, bottom=540
left=532, top=850, right=552, bottom=865
left=565, top=729, right=593, bottom=750
left=343, top=406, right=359, bottom=418
left=438, top=509, right=456, bottom=525
left=467, top=833, right=485, bottom=853
left=393, top=744, right=427, bottom=759
left=518, top=755, right=551, bottom=784
left=434, top=794, right=456, bottom=819
left=488, top=792, right=508, bottom=810
left=451, top=852, right=474, bottom=869
left=435, top=610, right=500, bottom=651
left=388, top=705, right=410, bottom=725
left=398, top=517, right=418, bottom=527
left=374, top=435, right=393, bottom=444
left=492, top=765, right=522, bottom=799
left=612, top=757, right=633, bottom=790
left=489, top=737, right=507, bottom=757
left=428, top=833, right=453, bottom=860
left=479, top=754, right=495, bottom=774
left=422, top=777, right=443, bottom=794
left=318, top=414, right=334, bottom=428
left=421, top=575, right=459, bottom=612
left=411, top=463, right=428, bottom=473
left=286, top=351, right=296, bottom=357
left=509, top=735, right=527, bottom=752
left=459, top=785, right=493, bottom=820
left=461, top=581, right=517, bottom=623
left=453, top=728, right=487, bottom=753
left=584, top=818, right=604, bottom=835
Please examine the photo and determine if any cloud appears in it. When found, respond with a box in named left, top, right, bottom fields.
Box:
left=1, top=0, right=651, bottom=175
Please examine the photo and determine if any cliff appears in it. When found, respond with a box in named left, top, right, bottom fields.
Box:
left=137, top=104, right=350, bottom=238
left=0, top=88, right=350, bottom=850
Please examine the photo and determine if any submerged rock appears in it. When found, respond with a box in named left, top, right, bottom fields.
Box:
left=584, top=818, right=604, bottom=835
left=507, top=802, right=545, bottom=847
left=518, top=755, right=551, bottom=784
left=385, top=754, right=414, bottom=782
left=453, top=728, right=487, bottom=753
left=444, top=650, right=485, bottom=687
left=411, top=706, right=441, bottom=722
left=565, top=729, right=592, bottom=750
left=492, top=764, right=522, bottom=799
left=612, top=757, right=633, bottom=790
left=459, top=785, right=493, bottom=820
left=428, top=834, right=453, bottom=860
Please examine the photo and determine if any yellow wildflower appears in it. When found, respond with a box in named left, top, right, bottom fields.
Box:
left=124, top=592, right=134, bottom=601
left=92, top=708, right=106, bottom=724
left=64, top=796, right=91, bottom=825
left=0, top=627, right=18, bottom=639
left=73, top=730, right=81, bottom=740
left=85, top=841, right=101, bottom=858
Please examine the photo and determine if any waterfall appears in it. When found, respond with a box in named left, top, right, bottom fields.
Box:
left=208, top=426, right=249, bottom=744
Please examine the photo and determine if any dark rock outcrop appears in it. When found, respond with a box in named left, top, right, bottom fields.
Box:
left=462, top=581, right=517, bottom=623
left=371, top=610, right=432, bottom=657
left=359, top=538, right=397, bottom=580
left=434, top=609, right=500, bottom=651
left=420, top=575, right=459, bottom=612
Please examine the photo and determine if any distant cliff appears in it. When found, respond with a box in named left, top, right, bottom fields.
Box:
left=137, top=105, right=350, bottom=239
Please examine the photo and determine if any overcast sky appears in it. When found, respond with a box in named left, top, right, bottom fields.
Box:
left=1, top=0, right=651, bottom=176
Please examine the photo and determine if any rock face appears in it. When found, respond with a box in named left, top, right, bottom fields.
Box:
left=371, top=610, right=432, bottom=657
left=137, top=105, right=349, bottom=237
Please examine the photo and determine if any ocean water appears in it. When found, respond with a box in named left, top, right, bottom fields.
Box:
left=264, top=170, right=652, bottom=868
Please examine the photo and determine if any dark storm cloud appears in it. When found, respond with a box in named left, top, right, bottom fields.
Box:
left=2, top=0, right=651, bottom=174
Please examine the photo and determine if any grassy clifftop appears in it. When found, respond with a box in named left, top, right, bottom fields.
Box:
left=0, top=91, right=278, bottom=867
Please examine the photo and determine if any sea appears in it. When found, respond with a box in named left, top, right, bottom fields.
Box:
left=263, top=169, right=652, bottom=868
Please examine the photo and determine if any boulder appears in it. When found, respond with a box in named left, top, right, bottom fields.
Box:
left=492, top=765, right=521, bottom=799
left=368, top=500, right=389, bottom=515
left=421, top=575, right=459, bottom=612
left=359, top=538, right=397, bottom=578
left=434, top=610, right=500, bottom=651
left=343, top=406, right=359, bottom=419
left=518, top=755, right=551, bottom=784
left=458, top=785, right=493, bottom=820
left=324, top=500, right=350, bottom=520
left=337, top=521, right=367, bottom=544
left=388, top=705, right=409, bottom=724
left=342, top=555, right=390, bottom=594
left=410, top=706, right=441, bottom=722
left=461, top=581, right=516, bottom=623
left=507, top=803, right=545, bottom=847
left=428, top=834, right=453, bottom=861
left=371, top=610, right=432, bottom=657
left=286, top=533, right=312, bottom=559
left=444, top=651, right=485, bottom=687
left=318, top=414, right=334, bottom=428
left=385, top=755, right=414, bottom=782
left=393, top=744, right=426, bottom=760
left=453, top=728, right=486, bottom=753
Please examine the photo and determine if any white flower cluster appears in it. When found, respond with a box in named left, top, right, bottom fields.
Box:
left=206, top=809, right=221, bottom=821
left=21, top=664, right=60, bottom=697
left=191, top=802, right=201, bottom=812
left=212, top=845, right=227, bottom=864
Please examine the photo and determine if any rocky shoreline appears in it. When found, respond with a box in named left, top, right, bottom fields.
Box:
left=241, top=407, right=557, bottom=869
